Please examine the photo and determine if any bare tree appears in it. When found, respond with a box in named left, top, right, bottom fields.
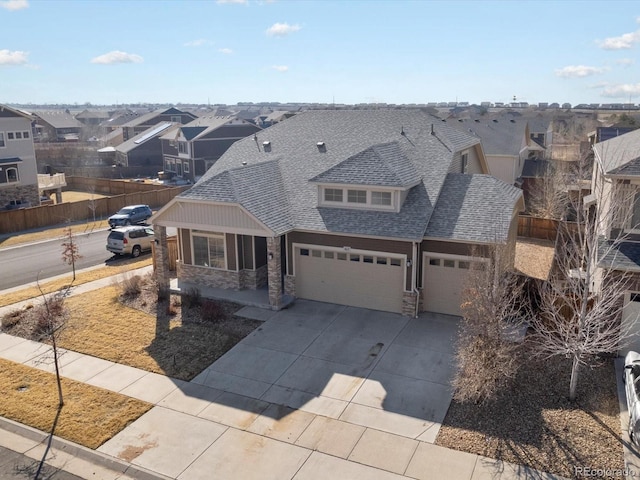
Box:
left=453, top=243, right=528, bottom=404
left=528, top=156, right=636, bottom=401
left=61, top=226, right=82, bottom=282
left=87, top=186, right=97, bottom=225
left=527, top=160, right=569, bottom=220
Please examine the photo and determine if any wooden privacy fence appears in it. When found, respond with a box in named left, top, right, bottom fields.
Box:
left=0, top=186, right=189, bottom=234
left=65, top=176, right=176, bottom=195
left=518, top=215, right=580, bottom=241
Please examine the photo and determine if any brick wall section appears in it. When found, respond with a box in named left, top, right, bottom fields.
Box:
left=153, top=225, right=171, bottom=292
left=267, top=236, right=282, bottom=309
left=284, top=274, right=296, bottom=297
left=0, top=184, right=39, bottom=208
left=402, top=291, right=418, bottom=317
left=178, top=262, right=241, bottom=289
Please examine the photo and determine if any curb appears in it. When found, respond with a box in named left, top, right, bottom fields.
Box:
left=0, top=414, right=171, bottom=480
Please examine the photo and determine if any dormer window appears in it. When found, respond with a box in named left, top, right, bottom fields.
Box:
left=320, top=186, right=397, bottom=211
left=347, top=189, right=367, bottom=204
left=324, top=188, right=343, bottom=202
left=372, top=191, right=392, bottom=206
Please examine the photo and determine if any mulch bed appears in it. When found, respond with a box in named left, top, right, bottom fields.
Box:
left=436, top=344, right=625, bottom=479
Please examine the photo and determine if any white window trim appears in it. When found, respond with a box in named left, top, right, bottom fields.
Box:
left=6, top=167, right=19, bottom=183
left=0, top=132, right=5, bottom=148
left=293, top=242, right=408, bottom=291
left=319, top=186, right=397, bottom=211
left=191, top=230, right=227, bottom=270
left=178, top=141, right=190, bottom=158
left=183, top=161, right=190, bottom=174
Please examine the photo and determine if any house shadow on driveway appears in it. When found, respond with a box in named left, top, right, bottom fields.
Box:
left=173, top=300, right=459, bottom=441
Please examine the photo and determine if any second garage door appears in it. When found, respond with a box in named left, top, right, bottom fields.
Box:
left=422, top=254, right=478, bottom=316
left=294, top=246, right=405, bottom=313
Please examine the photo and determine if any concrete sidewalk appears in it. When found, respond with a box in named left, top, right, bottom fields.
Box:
left=0, top=303, right=567, bottom=480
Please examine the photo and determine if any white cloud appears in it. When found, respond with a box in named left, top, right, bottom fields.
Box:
left=555, top=65, right=607, bottom=78
left=598, top=30, right=640, bottom=50
left=601, top=83, right=640, bottom=98
left=218, top=48, right=233, bottom=54
left=184, top=39, right=212, bottom=47
left=90, top=51, right=143, bottom=65
left=216, top=0, right=247, bottom=4
left=0, top=49, right=28, bottom=66
left=271, top=65, right=289, bottom=72
left=0, top=0, right=28, bottom=11
left=266, top=22, right=301, bottom=37
left=616, top=58, right=635, bottom=66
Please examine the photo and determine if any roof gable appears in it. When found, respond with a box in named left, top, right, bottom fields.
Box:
left=595, top=128, right=640, bottom=174
left=310, top=141, right=421, bottom=188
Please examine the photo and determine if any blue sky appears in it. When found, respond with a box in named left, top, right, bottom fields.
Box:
left=1, top=0, right=640, bottom=106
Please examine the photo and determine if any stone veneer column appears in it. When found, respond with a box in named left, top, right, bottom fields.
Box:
left=267, top=236, right=282, bottom=310
left=153, top=225, right=170, bottom=293
left=402, top=291, right=419, bottom=318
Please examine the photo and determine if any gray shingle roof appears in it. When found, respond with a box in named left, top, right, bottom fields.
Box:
left=425, top=173, right=522, bottom=243
left=115, top=122, right=179, bottom=154
left=33, top=111, right=83, bottom=129
left=595, top=128, right=640, bottom=174
left=309, top=142, right=421, bottom=187
left=159, top=116, right=243, bottom=142
left=179, top=109, right=517, bottom=240
left=448, top=118, right=527, bottom=156
left=599, top=238, right=640, bottom=272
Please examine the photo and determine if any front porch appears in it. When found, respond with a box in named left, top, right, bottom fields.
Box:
left=169, top=278, right=295, bottom=311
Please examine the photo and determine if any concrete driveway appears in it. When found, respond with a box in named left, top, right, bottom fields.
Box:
left=98, top=300, right=483, bottom=479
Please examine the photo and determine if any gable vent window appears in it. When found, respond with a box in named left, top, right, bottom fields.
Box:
left=347, top=189, right=367, bottom=204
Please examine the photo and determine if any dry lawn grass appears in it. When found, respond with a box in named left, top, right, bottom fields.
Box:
left=59, top=190, right=108, bottom=203
left=0, top=358, right=151, bottom=449
left=437, top=346, right=624, bottom=479
left=515, top=238, right=556, bottom=280
left=56, top=282, right=259, bottom=381
left=0, top=257, right=152, bottom=307
left=0, top=220, right=110, bottom=248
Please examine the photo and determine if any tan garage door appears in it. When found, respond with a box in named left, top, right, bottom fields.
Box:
left=422, top=254, right=476, bottom=316
left=294, top=246, right=404, bottom=313
left=622, top=293, right=640, bottom=356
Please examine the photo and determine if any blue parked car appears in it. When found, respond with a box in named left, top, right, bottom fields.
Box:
left=108, top=204, right=152, bottom=229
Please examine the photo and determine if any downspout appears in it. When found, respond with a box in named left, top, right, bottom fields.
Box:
left=413, top=241, right=419, bottom=318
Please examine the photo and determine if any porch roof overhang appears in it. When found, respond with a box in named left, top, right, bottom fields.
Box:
left=152, top=197, right=274, bottom=237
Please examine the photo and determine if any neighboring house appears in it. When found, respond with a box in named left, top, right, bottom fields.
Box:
left=0, top=105, right=40, bottom=208
left=32, top=110, right=83, bottom=142
left=115, top=122, right=180, bottom=169
left=255, top=111, right=295, bottom=128
left=591, top=128, right=640, bottom=353
left=152, top=110, right=524, bottom=317
left=449, top=117, right=544, bottom=185
left=160, top=116, right=261, bottom=183
left=75, top=109, right=110, bottom=126
left=120, top=107, right=197, bottom=142
left=101, top=110, right=142, bottom=133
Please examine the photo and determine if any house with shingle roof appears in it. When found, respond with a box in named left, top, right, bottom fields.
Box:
left=120, top=107, right=197, bottom=142
left=591, top=128, right=640, bottom=354
left=152, top=110, right=524, bottom=316
left=0, top=105, right=40, bottom=208
left=32, top=110, right=83, bottom=142
left=159, top=116, right=261, bottom=183
left=449, top=117, right=544, bottom=186
left=115, top=122, right=180, bottom=169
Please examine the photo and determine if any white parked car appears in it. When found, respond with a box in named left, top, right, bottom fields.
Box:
left=106, top=225, right=155, bottom=257
left=624, top=351, right=640, bottom=445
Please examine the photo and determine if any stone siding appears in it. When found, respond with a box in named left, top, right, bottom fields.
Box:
left=267, top=236, right=282, bottom=309
left=284, top=274, right=296, bottom=297
left=0, top=184, right=39, bottom=208
left=238, top=264, right=268, bottom=290
left=153, top=225, right=170, bottom=293
left=178, top=262, right=240, bottom=290
left=402, top=291, right=418, bottom=317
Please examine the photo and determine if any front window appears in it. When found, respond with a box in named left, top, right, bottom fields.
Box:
left=347, top=190, right=367, bottom=204
left=178, top=141, right=188, bottom=154
left=7, top=132, right=14, bottom=140
left=0, top=133, right=5, bottom=147
left=193, top=232, right=226, bottom=268
left=324, top=188, right=343, bottom=202
left=371, top=191, right=392, bottom=206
